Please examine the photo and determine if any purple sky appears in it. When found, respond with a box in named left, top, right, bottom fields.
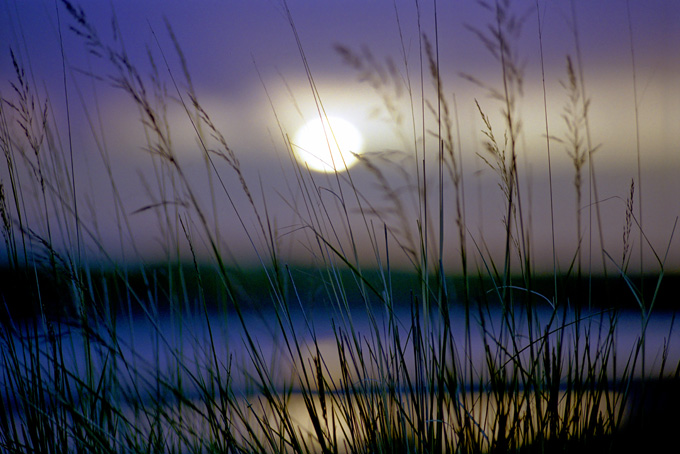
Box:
left=1, top=0, right=679, bottom=273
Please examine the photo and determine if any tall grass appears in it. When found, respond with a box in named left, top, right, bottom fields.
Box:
left=1, top=0, right=678, bottom=453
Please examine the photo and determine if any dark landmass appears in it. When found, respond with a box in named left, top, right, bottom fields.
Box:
left=1, top=264, right=678, bottom=323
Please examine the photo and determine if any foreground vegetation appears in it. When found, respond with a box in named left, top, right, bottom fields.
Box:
left=1, top=1, right=678, bottom=452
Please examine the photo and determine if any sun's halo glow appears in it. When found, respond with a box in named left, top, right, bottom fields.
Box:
left=293, top=116, right=363, bottom=173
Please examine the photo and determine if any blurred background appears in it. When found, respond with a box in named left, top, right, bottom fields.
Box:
left=1, top=0, right=679, bottom=273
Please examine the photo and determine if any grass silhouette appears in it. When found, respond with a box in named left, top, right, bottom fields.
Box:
left=0, top=1, right=678, bottom=452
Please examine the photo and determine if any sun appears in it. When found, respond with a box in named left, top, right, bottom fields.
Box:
left=293, top=116, right=363, bottom=173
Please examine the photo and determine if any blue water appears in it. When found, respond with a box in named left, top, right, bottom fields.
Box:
left=3, top=304, right=678, bottom=402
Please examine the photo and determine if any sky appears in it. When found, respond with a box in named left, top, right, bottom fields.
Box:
left=1, top=0, right=679, bottom=274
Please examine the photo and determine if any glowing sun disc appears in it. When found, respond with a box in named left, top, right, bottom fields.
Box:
left=293, top=116, right=363, bottom=173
